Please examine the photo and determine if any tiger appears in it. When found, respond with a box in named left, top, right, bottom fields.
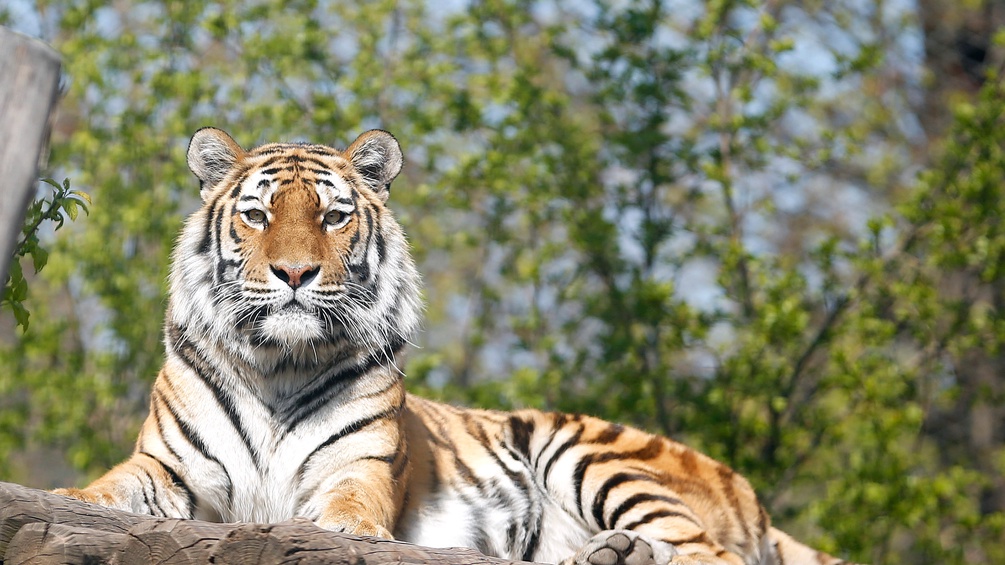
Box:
left=52, top=127, right=859, bottom=565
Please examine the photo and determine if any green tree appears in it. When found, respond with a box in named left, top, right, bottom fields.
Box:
left=2, top=2, right=1003, bottom=563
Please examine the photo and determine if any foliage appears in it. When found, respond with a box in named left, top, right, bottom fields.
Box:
left=2, top=178, right=89, bottom=330
left=2, top=1, right=1005, bottom=563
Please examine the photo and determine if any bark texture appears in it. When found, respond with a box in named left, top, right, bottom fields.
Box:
left=0, top=481, right=537, bottom=565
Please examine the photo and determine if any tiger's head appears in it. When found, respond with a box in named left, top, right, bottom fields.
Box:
left=168, top=128, right=422, bottom=370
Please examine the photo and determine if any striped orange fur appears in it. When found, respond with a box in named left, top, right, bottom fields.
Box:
left=53, top=128, right=859, bottom=565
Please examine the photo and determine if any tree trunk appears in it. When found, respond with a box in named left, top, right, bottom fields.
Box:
left=0, top=481, right=538, bottom=565
left=0, top=28, right=62, bottom=286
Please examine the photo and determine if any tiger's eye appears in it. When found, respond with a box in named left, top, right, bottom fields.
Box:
left=324, top=210, right=344, bottom=226
left=245, top=209, right=266, bottom=224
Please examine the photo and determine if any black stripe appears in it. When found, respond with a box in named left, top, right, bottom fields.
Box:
left=573, top=438, right=665, bottom=521
left=522, top=519, right=541, bottom=562
left=143, top=378, right=203, bottom=517
left=302, top=145, right=338, bottom=156
left=593, top=472, right=661, bottom=528
left=154, top=388, right=233, bottom=505
left=214, top=258, right=240, bottom=288
left=229, top=220, right=242, bottom=244
left=348, top=209, right=375, bottom=282
left=250, top=147, right=284, bottom=156
left=211, top=199, right=228, bottom=280
left=296, top=155, right=331, bottom=169
left=197, top=196, right=219, bottom=254
left=139, top=451, right=196, bottom=518
left=608, top=492, right=688, bottom=530
left=541, top=423, right=585, bottom=486
left=279, top=344, right=403, bottom=432
left=469, top=417, right=527, bottom=486
left=297, top=406, right=399, bottom=479
left=591, top=423, right=625, bottom=444
left=156, top=388, right=212, bottom=462
left=572, top=456, right=592, bottom=519
left=662, top=530, right=714, bottom=547
left=170, top=326, right=262, bottom=470
left=390, top=444, right=409, bottom=479
left=357, top=443, right=409, bottom=480
left=422, top=408, right=485, bottom=491
left=374, top=227, right=386, bottom=265
left=228, top=170, right=251, bottom=198
left=622, top=509, right=702, bottom=531
left=361, top=454, right=396, bottom=465
left=348, top=222, right=362, bottom=246
left=531, top=419, right=561, bottom=470
left=138, top=468, right=155, bottom=515
left=465, top=416, right=537, bottom=546
left=150, top=397, right=183, bottom=463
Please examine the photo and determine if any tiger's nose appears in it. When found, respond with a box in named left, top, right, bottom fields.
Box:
left=271, top=264, right=320, bottom=289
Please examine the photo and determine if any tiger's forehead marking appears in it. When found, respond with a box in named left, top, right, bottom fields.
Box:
left=237, top=146, right=357, bottom=208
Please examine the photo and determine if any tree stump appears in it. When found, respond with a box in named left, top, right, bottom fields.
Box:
left=0, top=28, right=62, bottom=286
left=0, top=481, right=539, bottom=564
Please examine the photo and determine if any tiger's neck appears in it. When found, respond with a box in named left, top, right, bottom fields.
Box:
left=164, top=308, right=407, bottom=414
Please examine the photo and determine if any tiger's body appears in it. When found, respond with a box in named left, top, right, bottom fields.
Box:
left=55, top=128, right=855, bottom=565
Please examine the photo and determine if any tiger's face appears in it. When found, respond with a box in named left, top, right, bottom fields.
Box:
left=169, top=128, right=421, bottom=368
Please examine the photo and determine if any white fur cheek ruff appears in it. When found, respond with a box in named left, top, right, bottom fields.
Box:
left=169, top=219, right=222, bottom=330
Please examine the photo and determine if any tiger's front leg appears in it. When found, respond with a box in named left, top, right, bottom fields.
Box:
left=308, top=468, right=399, bottom=539
left=52, top=451, right=193, bottom=519
left=296, top=418, right=409, bottom=540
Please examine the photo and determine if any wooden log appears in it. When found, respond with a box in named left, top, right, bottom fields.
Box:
left=5, top=523, right=128, bottom=565
left=0, top=482, right=539, bottom=565
left=0, top=28, right=62, bottom=286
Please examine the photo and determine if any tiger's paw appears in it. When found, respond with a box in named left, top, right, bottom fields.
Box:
left=562, top=530, right=678, bottom=565
left=51, top=487, right=118, bottom=508
left=315, top=514, right=394, bottom=540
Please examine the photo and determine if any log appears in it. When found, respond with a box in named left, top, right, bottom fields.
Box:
left=0, top=481, right=539, bottom=565
left=0, top=28, right=62, bottom=286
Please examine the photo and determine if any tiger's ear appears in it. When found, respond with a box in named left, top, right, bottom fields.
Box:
left=346, top=130, right=403, bottom=202
left=187, top=127, right=245, bottom=200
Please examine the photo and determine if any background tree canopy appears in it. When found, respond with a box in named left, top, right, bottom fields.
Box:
left=2, top=1, right=1004, bottom=563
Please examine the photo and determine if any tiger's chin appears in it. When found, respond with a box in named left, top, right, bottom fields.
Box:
left=257, top=306, right=325, bottom=349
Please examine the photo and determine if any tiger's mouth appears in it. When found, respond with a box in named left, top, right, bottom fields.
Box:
left=254, top=300, right=326, bottom=347
left=281, top=299, right=308, bottom=312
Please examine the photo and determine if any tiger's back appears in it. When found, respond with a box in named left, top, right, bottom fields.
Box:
left=53, top=128, right=859, bottom=565
left=399, top=395, right=844, bottom=565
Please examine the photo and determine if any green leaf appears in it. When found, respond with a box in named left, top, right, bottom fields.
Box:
left=11, top=300, right=29, bottom=331
left=11, top=273, right=28, bottom=302
left=64, top=199, right=79, bottom=221
left=32, top=247, right=49, bottom=273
